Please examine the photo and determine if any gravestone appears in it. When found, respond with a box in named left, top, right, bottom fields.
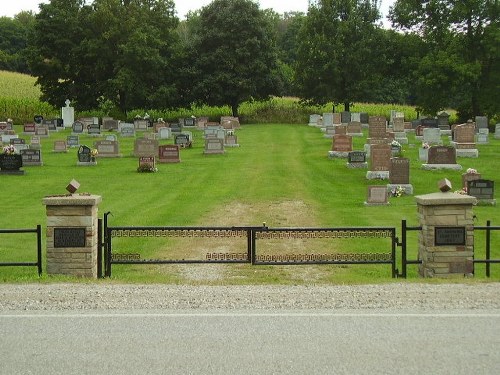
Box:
left=452, top=123, right=478, bottom=157
left=437, top=112, right=450, bottom=131
left=323, top=125, right=335, bottom=138
left=393, top=117, right=408, bottom=144
left=67, top=135, right=80, bottom=148
left=175, top=133, right=192, bottom=148
left=225, top=132, right=239, bottom=147
left=467, top=179, right=496, bottom=205
left=80, top=117, right=98, bottom=127
left=138, top=156, right=156, bottom=172
left=388, top=157, right=413, bottom=195
left=365, top=186, right=389, bottom=206
left=0, top=153, right=24, bottom=174
left=495, top=124, right=500, bottom=140
left=196, top=117, right=209, bottom=129
left=334, top=125, right=347, bottom=135
left=204, top=138, right=225, bottom=154
left=23, top=123, right=36, bottom=134
left=105, top=134, right=117, bottom=142
left=87, top=123, right=101, bottom=136
left=422, top=145, right=461, bottom=170
left=94, top=140, right=121, bottom=157
left=322, top=113, right=334, bottom=127
left=120, top=123, right=135, bottom=137
left=134, top=138, right=159, bottom=157
left=170, top=123, right=182, bottom=134
left=102, top=118, right=119, bottom=131
left=184, top=117, right=196, bottom=127
left=204, top=125, right=225, bottom=140
left=61, top=99, right=75, bottom=127
left=359, top=112, right=369, bottom=125
left=462, top=172, right=481, bottom=190
left=332, top=113, right=342, bottom=125
left=35, top=126, right=49, bottom=138
left=346, top=151, right=367, bottom=169
left=347, top=121, right=363, bottom=136
left=157, top=127, right=171, bottom=140
left=341, top=111, right=350, bottom=124
left=366, top=144, right=391, bottom=180
left=328, top=134, right=352, bottom=159
left=134, top=119, right=149, bottom=130
left=308, top=114, right=321, bottom=126
left=158, top=144, right=180, bottom=163
left=153, top=121, right=167, bottom=132
left=53, top=140, right=67, bottom=153
left=423, top=127, right=442, bottom=145
left=30, top=136, right=41, bottom=150
left=72, top=121, right=85, bottom=134
left=143, top=132, right=156, bottom=140
left=415, top=125, right=426, bottom=137
left=368, top=116, right=387, bottom=140
left=351, top=113, right=361, bottom=123
left=476, top=128, right=489, bottom=144
left=43, top=119, right=58, bottom=132
left=221, top=117, right=239, bottom=129
left=20, top=149, right=42, bottom=166
left=475, top=116, right=488, bottom=131
left=77, top=145, right=96, bottom=166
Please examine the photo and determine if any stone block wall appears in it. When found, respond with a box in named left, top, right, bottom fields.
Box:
left=416, top=192, right=476, bottom=277
left=43, top=195, right=101, bottom=278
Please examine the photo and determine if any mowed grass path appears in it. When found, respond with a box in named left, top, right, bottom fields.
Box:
left=1, top=123, right=499, bottom=281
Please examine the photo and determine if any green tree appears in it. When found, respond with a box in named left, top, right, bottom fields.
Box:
left=189, top=0, right=283, bottom=117
left=390, top=0, right=500, bottom=120
left=27, top=0, right=182, bottom=114
left=295, top=0, right=382, bottom=112
left=0, top=12, right=35, bottom=73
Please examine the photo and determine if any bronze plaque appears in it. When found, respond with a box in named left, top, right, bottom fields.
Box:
left=435, top=227, right=466, bottom=246
left=54, top=228, right=86, bottom=248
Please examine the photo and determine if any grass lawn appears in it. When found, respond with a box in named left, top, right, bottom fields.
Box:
left=1, top=123, right=499, bottom=283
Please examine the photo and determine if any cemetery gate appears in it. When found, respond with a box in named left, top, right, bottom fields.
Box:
left=101, top=213, right=399, bottom=278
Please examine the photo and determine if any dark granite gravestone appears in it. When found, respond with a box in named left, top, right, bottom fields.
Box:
left=0, top=154, right=24, bottom=174
left=158, top=144, right=180, bottom=163
left=467, top=179, right=494, bottom=200
left=175, top=133, right=191, bottom=148
left=341, top=111, right=351, bottom=124
left=20, top=149, right=42, bottom=166
left=348, top=151, right=366, bottom=163
left=77, top=145, right=92, bottom=163
left=72, top=121, right=84, bottom=134
left=427, top=146, right=456, bottom=164
left=389, top=158, right=410, bottom=185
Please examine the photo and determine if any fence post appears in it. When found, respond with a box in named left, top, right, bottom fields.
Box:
left=401, top=220, right=407, bottom=278
left=486, top=220, right=491, bottom=277
left=36, top=224, right=42, bottom=276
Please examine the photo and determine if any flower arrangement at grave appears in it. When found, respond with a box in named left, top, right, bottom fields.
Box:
left=421, top=142, right=430, bottom=149
left=391, top=185, right=405, bottom=197
left=454, top=188, right=468, bottom=195
left=137, top=163, right=158, bottom=173
left=390, top=140, right=402, bottom=156
left=90, top=148, right=98, bottom=162
left=466, top=168, right=478, bottom=174
left=2, top=144, right=17, bottom=155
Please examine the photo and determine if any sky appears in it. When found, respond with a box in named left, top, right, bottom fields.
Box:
left=0, top=0, right=395, bottom=23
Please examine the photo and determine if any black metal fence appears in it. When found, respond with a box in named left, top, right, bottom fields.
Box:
left=0, top=225, right=42, bottom=276
left=473, top=220, right=500, bottom=277
left=102, top=223, right=398, bottom=278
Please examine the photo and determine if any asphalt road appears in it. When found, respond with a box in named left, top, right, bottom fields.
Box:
left=1, top=309, right=499, bottom=375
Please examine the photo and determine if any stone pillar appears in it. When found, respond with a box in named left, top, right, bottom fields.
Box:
left=415, top=191, right=476, bottom=277
left=42, top=194, right=102, bottom=278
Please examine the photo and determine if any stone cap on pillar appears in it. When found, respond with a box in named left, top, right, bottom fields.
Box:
left=42, top=194, right=102, bottom=206
left=415, top=192, right=477, bottom=206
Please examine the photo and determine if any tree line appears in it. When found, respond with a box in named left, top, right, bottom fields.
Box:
left=0, top=0, right=498, bottom=121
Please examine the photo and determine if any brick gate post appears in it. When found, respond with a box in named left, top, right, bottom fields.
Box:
left=415, top=186, right=476, bottom=277
left=42, top=194, right=102, bottom=278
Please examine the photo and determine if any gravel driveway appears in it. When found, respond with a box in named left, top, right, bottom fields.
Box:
left=1, top=282, right=499, bottom=311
